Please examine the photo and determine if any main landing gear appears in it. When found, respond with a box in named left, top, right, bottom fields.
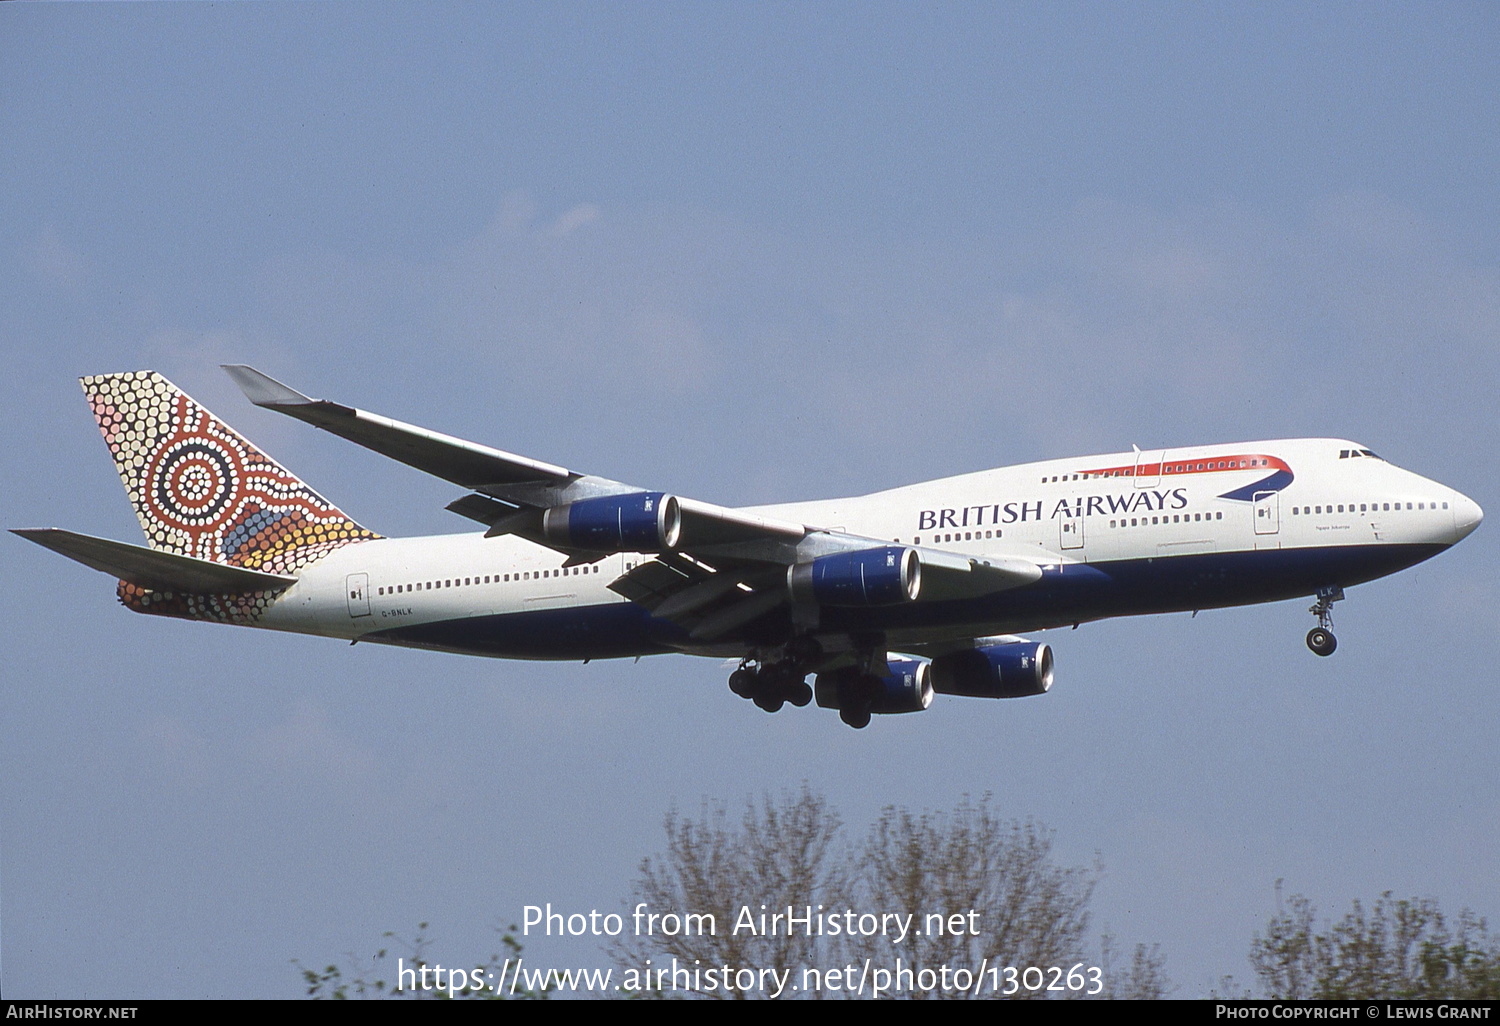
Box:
left=727, top=636, right=885, bottom=729
left=728, top=660, right=813, bottom=714
left=1306, top=586, right=1344, bottom=657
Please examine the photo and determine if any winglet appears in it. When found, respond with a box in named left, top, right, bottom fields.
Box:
left=222, top=364, right=318, bottom=408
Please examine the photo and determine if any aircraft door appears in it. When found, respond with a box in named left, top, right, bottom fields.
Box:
left=1253, top=491, right=1280, bottom=544
left=345, top=572, right=371, bottom=617
left=1134, top=449, right=1165, bottom=488
left=1059, top=512, right=1085, bottom=551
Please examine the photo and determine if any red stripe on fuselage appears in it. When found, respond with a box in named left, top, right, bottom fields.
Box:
left=1075, top=454, right=1290, bottom=479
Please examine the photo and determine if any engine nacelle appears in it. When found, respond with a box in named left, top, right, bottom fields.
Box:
left=542, top=492, right=682, bottom=552
left=929, top=641, right=1054, bottom=699
left=814, top=658, right=934, bottom=715
left=787, top=546, right=921, bottom=606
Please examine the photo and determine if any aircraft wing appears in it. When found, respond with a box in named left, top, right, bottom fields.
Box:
left=224, top=365, right=809, bottom=551
left=223, top=365, right=572, bottom=489
left=224, top=366, right=1041, bottom=640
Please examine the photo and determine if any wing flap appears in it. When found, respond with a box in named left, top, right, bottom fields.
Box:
left=688, top=589, right=786, bottom=641
left=607, top=558, right=700, bottom=612
left=650, top=571, right=754, bottom=622
left=13, top=529, right=297, bottom=593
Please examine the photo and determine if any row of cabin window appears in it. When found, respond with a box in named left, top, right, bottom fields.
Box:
left=906, top=530, right=1004, bottom=545
left=376, top=564, right=600, bottom=597
left=1290, top=501, right=1447, bottom=516
left=1109, top=512, right=1225, bottom=528
left=1042, top=459, right=1273, bottom=483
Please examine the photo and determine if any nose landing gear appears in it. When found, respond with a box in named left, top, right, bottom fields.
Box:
left=1306, top=586, right=1344, bottom=656
left=1306, top=626, right=1337, bottom=657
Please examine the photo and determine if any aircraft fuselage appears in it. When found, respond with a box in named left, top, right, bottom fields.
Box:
left=249, top=438, right=1479, bottom=660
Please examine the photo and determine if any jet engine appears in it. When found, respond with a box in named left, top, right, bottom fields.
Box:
left=814, top=657, right=934, bottom=715
left=787, top=546, right=921, bottom=606
left=929, top=641, right=1054, bottom=699
left=542, top=492, right=682, bottom=552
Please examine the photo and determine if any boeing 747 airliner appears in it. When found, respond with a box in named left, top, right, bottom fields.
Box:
left=14, top=368, right=1483, bottom=728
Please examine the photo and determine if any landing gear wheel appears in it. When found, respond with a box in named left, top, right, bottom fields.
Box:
left=1306, top=627, right=1337, bottom=657
left=728, top=668, right=758, bottom=699
left=754, top=691, right=786, bottom=713
left=839, top=705, right=871, bottom=729
left=787, top=681, right=813, bottom=708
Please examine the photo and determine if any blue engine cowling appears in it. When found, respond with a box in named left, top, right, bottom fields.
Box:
left=787, top=546, right=921, bottom=606
left=929, top=641, right=1054, bottom=699
left=813, top=658, right=934, bottom=715
left=541, top=492, right=682, bottom=552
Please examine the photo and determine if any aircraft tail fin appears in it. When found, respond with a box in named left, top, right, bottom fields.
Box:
left=81, top=371, right=380, bottom=575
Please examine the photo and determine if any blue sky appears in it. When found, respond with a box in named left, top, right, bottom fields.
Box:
left=3, top=2, right=1497, bottom=998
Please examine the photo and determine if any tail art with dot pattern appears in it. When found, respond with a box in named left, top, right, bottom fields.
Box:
left=82, top=371, right=381, bottom=581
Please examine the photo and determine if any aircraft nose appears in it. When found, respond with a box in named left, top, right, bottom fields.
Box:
left=1452, top=492, right=1484, bottom=541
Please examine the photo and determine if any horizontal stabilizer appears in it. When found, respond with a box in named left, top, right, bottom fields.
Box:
left=12, top=528, right=297, bottom=594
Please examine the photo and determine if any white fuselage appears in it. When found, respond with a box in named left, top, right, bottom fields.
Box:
left=253, top=438, right=1480, bottom=661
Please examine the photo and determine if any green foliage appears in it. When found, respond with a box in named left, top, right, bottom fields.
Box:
left=294, top=922, right=546, bottom=1000
left=1248, top=884, right=1500, bottom=1000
